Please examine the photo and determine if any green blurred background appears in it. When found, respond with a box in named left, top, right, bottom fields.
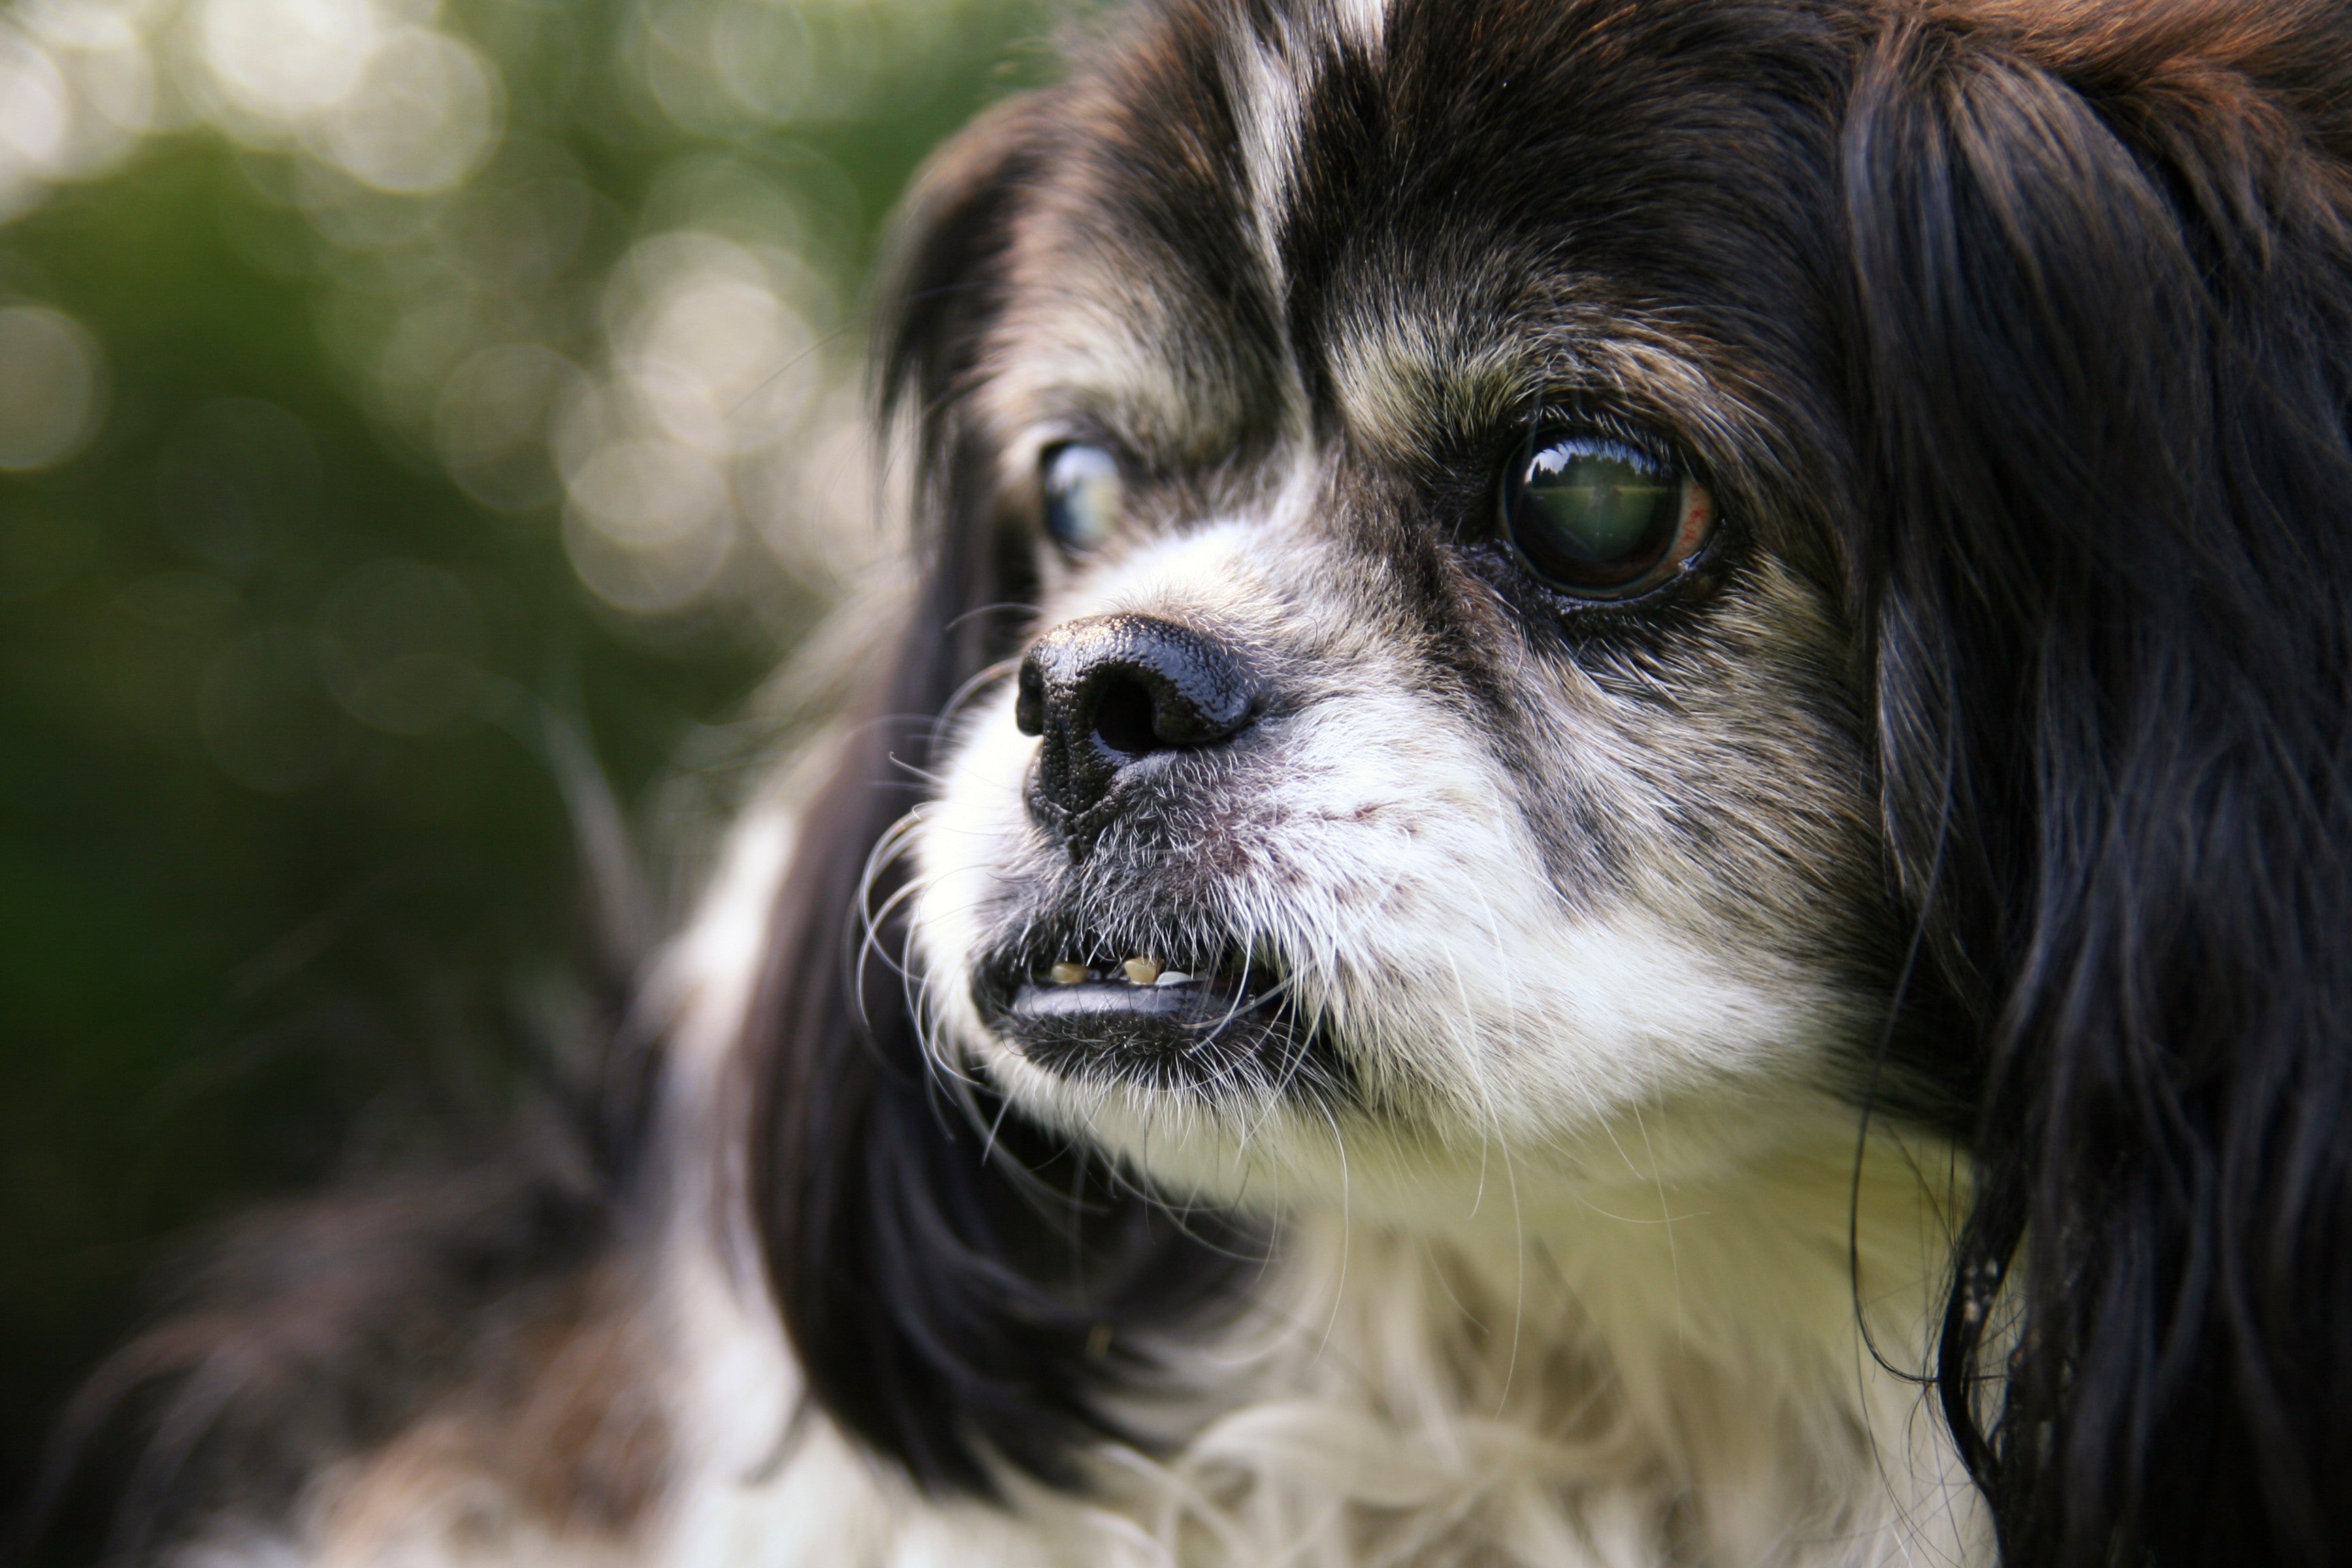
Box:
left=0, top=0, right=1054, bottom=1552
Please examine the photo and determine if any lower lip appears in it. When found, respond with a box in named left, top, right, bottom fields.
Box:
left=991, top=970, right=1283, bottom=1071
left=1007, top=974, right=1247, bottom=1024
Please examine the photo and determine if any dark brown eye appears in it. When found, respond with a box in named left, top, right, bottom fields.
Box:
left=1500, top=431, right=1715, bottom=598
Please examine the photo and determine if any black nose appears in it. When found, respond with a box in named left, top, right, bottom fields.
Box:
left=1015, top=613, right=1256, bottom=821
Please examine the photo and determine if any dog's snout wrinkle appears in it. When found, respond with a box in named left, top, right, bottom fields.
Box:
left=1017, top=612, right=1256, bottom=823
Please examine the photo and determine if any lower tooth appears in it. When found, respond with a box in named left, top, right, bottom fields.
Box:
left=1155, top=970, right=1192, bottom=986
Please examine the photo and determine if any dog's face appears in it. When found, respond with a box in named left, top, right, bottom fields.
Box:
left=906, top=0, right=1909, bottom=1209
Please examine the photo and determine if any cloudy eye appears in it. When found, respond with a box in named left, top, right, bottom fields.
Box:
left=1041, top=442, right=1123, bottom=553
left=1500, top=429, right=1716, bottom=599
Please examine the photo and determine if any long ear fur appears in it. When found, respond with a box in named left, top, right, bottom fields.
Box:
left=1843, top=7, right=2352, bottom=1564
left=744, top=94, right=1246, bottom=1499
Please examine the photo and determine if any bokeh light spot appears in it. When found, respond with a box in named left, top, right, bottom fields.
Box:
left=561, top=436, right=734, bottom=613
left=0, top=29, right=71, bottom=183
left=434, top=342, right=581, bottom=512
left=199, top=0, right=382, bottom=122
left=564, top=435, right=726, bottom=550
left=317, top=26, right=499, bottom=194
left=0, top=304, right=104, bottom=470
left=561, top=504, right=732, bottom=615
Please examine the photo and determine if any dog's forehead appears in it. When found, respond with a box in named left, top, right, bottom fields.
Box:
left=980, top=0, right=1846, bottom=473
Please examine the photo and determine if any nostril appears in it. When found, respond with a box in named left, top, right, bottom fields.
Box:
left=1015, top=658, right=1047, bottom=736
left=1090, top=676, right=1158, bottom=758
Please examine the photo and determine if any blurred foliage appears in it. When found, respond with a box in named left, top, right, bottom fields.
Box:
left=0, top=0, right=1056, bottom=1554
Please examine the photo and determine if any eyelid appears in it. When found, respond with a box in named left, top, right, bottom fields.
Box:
left=1526, top=404, right=1676, bottom=463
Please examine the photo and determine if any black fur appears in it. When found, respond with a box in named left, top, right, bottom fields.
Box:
left=1841, top=9, right=2352, bottom=1565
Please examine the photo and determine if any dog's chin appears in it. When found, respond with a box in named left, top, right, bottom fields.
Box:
left=948, top=908, right=1894, bottom=1224
left=970, top=935, right=1349, bottom=1098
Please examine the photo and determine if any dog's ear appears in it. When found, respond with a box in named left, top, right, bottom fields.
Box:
left=1842, top=12, right=2352, bottom=1565
left=742, top=93, right=1243, bottom=1499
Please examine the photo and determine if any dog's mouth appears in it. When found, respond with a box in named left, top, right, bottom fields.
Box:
left=973, top=936, right=1345, bottom=1096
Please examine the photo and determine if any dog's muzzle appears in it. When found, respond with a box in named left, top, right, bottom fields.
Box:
left=973, top=613, right=1347, bottom=1095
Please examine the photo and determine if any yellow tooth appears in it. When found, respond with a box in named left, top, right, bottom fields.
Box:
left=1049, top=962, right=1089, bottom=985
left=1122, top=957, right=1161, bottom=985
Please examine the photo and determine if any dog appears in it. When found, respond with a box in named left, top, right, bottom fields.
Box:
left=105, top=1, right=2352, bottom=1565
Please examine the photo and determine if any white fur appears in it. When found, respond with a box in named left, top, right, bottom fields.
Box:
left=1328, top=0, right=1386, bottom=54
left=647, top=1137, right=1988, bottom=1568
